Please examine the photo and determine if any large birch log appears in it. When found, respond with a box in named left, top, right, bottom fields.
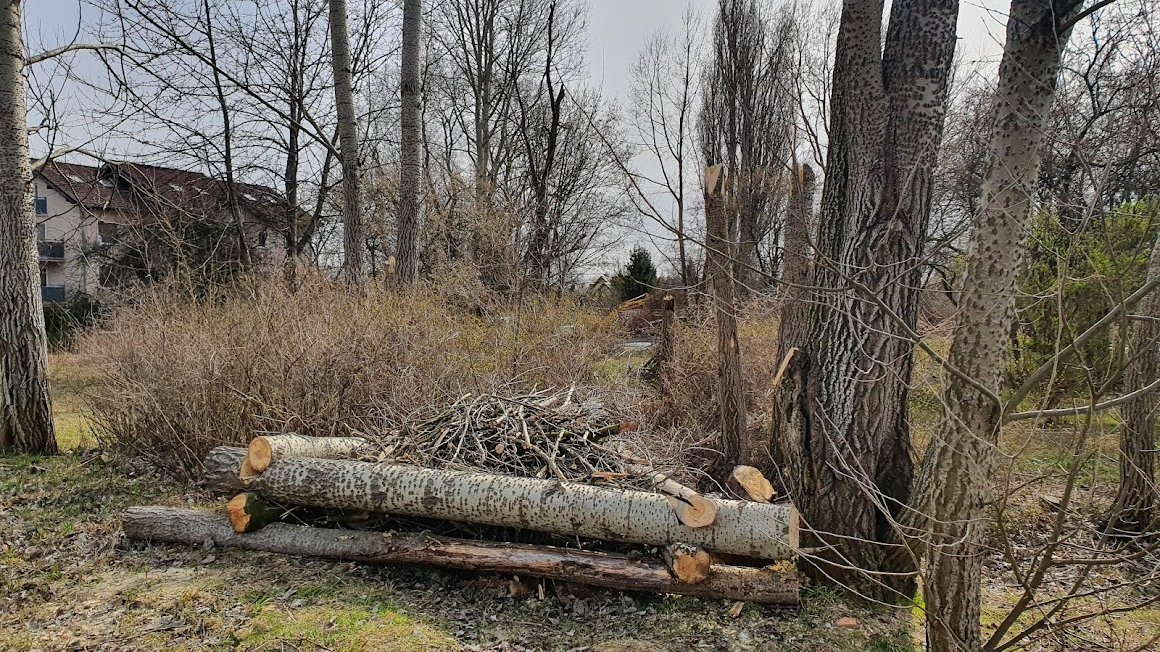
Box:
left=122, top=507, right=798, bottom=604
left=242, top=456, right=797, bottom=560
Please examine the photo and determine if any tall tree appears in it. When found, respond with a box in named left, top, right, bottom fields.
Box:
left=0, top=0, right=56, bottom=454
left=913, top=0, right=1081, bottom=647
left=772, top=0, right=959, bottom=600
left=1108, top=228, right=1160, bottom=536
left=329, top=0, right=364, bottom=283
left=396, top=0, right=422, bottom=284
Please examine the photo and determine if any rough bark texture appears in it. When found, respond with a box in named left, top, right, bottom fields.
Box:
left=773, top=0, right=958, bottom=601
left=242, top=456, right=797, bottom=560
left=396, top=0, right=422, bottom=284
left=1109, top=230, right=1160, bottom=536
left=329, top=0, right=364, bottom=284
left=0, top=0, right=56, bottom=455
left=122, top=507, right=799, bottom=603
left=703, top=165, right=747, bottom=476
left=247, top=435, right=371, bottom=473
left=912, top=1, right=1078, bottom=648
left=203, top=446, right=247, bottom=493
left=776, top=164, right=815, bottom=356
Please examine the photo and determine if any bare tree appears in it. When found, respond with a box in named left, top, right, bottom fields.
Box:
left=329, top=0, right=364, bottom=283
left=773, top=0, right=960, bottom=600
left=0, top=0, right=55, bottom=454
left=396, top=0, right=422, bottom=284
left=913, top=0, right=1083, bottom=647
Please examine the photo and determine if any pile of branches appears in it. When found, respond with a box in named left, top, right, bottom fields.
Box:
left=362, top=387, right=652, bottom=489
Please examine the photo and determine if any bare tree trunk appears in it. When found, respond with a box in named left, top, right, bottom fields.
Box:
left=1108, top=230, right=1160, bottom=536
left=396, top=0, right=422, bottom=285
left=703, top=165, right=747, bottom=476
left=776, top=163, right=815, bottom=355
left=773, top=0, right=958, bottom=601
left=329, top=0, right=364, bottom=284
left=913, top=1, right=1079, bottom=648
left=0, top=1, right=56, bottom=455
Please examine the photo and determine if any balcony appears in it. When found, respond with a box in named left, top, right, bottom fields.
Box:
left=38, top=240, right=65, bottom=261
left=41, top=285, right=66, bottom=304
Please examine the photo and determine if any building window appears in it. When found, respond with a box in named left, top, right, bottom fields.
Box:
left=98, top=221, right=119, bottom=245
left=36, top=223, right=45, bottom=241
left=257, top=230, right=268, bottom=247
left=35, top=196, right=47, bottom=215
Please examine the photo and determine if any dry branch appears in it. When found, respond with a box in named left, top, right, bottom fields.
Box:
left=122, top=507, right=799, bottom=604
left=240, top=456, right=797, bottom=559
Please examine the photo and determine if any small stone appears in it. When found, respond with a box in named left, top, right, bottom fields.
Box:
left=290, top=599, right=306, bottom=608
left=835, top=616, right=859, bottom=629
left=572, top=599, right=588, bottom=616
left=738, top=629, right=752, bottom=643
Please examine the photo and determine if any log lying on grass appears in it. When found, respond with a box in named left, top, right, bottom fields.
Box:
left=242, top=434, right=373, bottom=479
left=203, top=447, right=247, bottom=493
left=227, top=492, right=284, bottom=533
left=239, top=456, right=797, bottom=560
left=122, top=507, right=799, bottom=604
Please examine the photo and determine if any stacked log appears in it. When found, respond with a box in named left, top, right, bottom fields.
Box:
left=126, top=434, right=799, bottom=604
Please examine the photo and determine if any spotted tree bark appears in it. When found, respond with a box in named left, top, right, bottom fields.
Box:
left=396, top=0, right=422, bottom=284
left=328, top=0, right=364, bottom=284
left=0, top=0, right=56, bottom=455
left=122, top=507, right=800, bottom=603
left=911, top=0, right=1079, bottom=648
left=772, top=0, right=958, bottom=601
left=1109, top=230, right=1160, bottom=536
left=241, top=456, right=798, bottom=560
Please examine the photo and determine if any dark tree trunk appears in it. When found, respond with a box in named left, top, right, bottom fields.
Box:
left=0, top=1, right=57, bottom=455
left=772, top=0, right=958, bottom=602
left=328, top=0, right=364, bottom=284
left=396, top=0, right=422, bottom=284
left=703, top=165, right=747, bottom=476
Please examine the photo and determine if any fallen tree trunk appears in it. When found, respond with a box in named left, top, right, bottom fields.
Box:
left=122, top=507, right=798, bottom=604
left=203, top=446, right=247, bottom=493
left=246, top=434, right=372, bottom=475
left=240, top=456, right=797, bottom=560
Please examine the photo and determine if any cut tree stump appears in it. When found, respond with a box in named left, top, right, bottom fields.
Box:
left=663, top=543, right=712, bottom=584
left=236, top=456, right=797, bottom=560
left=627, top=463, right=719, bottom=528
left=122, top=507, right=798, bottom=604
left=727, top=466, right=775, bottom=503
left=242, top=434, right=372, bottom=480
left=226, top=492, right=284, bottom=533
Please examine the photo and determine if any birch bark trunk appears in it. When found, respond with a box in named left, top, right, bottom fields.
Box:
left=0, top=0, right=56, bottom=455
left=396, top=0, right=422, bottom=284
left=912, top=1, right=1079, bottom=648
left=328, top=0, right=364, bottom=284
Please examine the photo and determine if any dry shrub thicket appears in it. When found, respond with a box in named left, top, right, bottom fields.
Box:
left=79, top=271, right=785, bottom=482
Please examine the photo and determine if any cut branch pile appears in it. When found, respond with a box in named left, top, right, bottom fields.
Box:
left=126, top=390, right=799, bottom=604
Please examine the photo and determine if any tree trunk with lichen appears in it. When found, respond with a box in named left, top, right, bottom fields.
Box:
left=0, top=1, right=56, bottom=455
left=329, top=0, right=364, bottom=284
left=912, top=1, right=1079, bottom=648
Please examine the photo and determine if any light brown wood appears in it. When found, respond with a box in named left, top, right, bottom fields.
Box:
left=728, top=466, right=775, bottom=503
left=122, top=507, right=799, bottom=604
left=662, top=543, right=712, bottom=584
left=771, top=347, right=799, bottom=390
left=226, top=492, right=283, bottom=533
left=626, top=463, right=719, bottom=528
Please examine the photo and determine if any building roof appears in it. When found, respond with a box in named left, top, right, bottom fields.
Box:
left=37, top=159, right=303, bottom=231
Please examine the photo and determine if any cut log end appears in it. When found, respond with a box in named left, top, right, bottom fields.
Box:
left=727, top=466, right=775, bottom=503
left=226, top=492, right=282, bottom=533
left=667, top=494, right=718, bottom=529
left=663, top=544, right=712, bottom=584
left=248, top=437, right=274, bottom=473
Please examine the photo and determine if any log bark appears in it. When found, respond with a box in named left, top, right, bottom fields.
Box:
left=246, top=434, right=372, bottom=474
left=396, top=0, right=422, bottom=284
left=122, top=507, right=798, bottom=604
left=663, top=543, right=712, bottom=584
left=328, top=0, right=365, bottom=284
left=203, top=446, right=247, bottom=493
left=227, top=492, right=284, bottom=533
left=242, top=456, right=797, bottom=560
left=727, top=466, right=774, bottom=503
